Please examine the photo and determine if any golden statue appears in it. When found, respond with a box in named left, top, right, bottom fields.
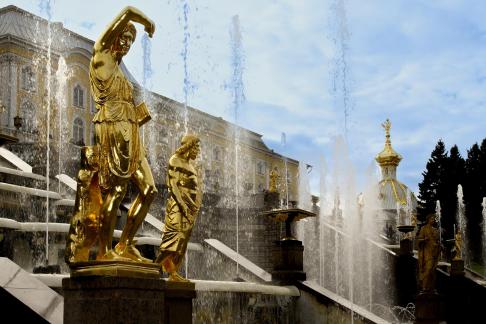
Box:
left=269, top=167, right=279, bottom=193
left=416, top=213, right=440, bottom=293
left=452, top=228, right=463, bottom=261
left=66, top=7, right=157, bottom=265
left=65, top=146, right=102, bottom=264
left=157, top=135, right=202, bottom=282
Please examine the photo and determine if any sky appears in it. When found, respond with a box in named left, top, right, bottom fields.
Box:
left=2, top=0, right=486, bottom=196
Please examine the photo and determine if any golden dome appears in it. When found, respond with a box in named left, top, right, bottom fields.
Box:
left=375, top=119, right=402, bottom=166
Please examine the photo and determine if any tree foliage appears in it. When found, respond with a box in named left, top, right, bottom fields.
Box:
left=418, top=138, right=486, bottom=262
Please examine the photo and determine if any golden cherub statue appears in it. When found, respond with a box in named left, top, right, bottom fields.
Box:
left=157, top=135, right=202, bottom=282
left=269, top=166, right=279, bottom=193
left=65, top=6, right=157, bottom=265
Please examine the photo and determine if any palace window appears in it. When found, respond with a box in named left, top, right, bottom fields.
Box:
left=21, top=101, right=36, bottom=133
left=256, top=160, right=266, bottom=175
left=73, top=117, right=84, bottom=145
left=158, top=129, right=169, bottom=145
left=73, top=84, right=84, bottom=108
left=213, top=146, right=221, bottom=162
left=21, top=66, right=36, bottom=91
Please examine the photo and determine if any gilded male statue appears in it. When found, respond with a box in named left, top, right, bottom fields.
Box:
left=416, top=213, right=440, bottom=292
left=157, top=135, right=202, bottom=282
left=452, top=228, right=463, bottom=261
left=65, top=146, right=101, bottom=264
left=90, top=6, right=157, bottom=262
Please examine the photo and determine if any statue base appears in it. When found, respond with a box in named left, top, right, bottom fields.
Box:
left=450, top=259, right=465, bottom=276
left=415, top=292, right=444, bottom=324
left=62, top=275, right=196, bottom=324
left=399, top=238, right=413, bottom=255
left=271, top=239, right=306, bottom=284
left=69, top=260, right=161, bottom=279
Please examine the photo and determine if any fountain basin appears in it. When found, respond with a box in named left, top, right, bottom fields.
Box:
left=260, top=208, right=315, bottom=241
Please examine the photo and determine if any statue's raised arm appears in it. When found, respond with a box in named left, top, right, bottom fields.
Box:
left=95, top=6, right=154, bottom=52
left=92, top=7, right=155, bottom=81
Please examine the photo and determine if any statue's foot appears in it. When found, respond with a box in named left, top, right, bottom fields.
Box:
left=168, top=272, right=190, bottom=282
left=97, top=249, right=132, bottom=262
left=115, top=242, right=151, bottom=263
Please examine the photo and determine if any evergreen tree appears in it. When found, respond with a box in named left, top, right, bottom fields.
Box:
left=464, top=143, right=482, bottom=262
left=440, top=145, right=465, bottom=240
left=417, top=140, right=448, bottom=221
left=479, top=138, right=486, bottom=198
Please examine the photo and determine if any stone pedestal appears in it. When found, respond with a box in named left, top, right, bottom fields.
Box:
left=63, top=276, right=196, bottom=324
left=399, top=238, right=413, bottom=256
left=415, top=292, right=444, bottom=324
left=271, top=240, right=306, bottom=284
left=450, top=259, right=464, bottom=276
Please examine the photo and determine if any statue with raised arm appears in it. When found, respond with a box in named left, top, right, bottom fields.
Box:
left=157, top=135, right=202, bottom=282
left=89, top=6, right=157, bottom=262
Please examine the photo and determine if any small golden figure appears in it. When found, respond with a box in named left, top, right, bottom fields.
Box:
left=452, top=228, right=463, bottom=261
left=416, top=213, right=440, bottom=293
left=89, top=6, right=157, bottom=262
left=157, top=135, right=202, bottom=282
left=269, top=167, right=279, bottom=193
left=65, top=146, right=102, bottom=264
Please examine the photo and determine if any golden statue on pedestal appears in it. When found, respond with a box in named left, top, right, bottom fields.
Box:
left=452, top=228, right=463, bottom=261
left=416, top=213, right=440, bottom=293
left=157, top=135, right=202, bottom=282
left=269, top=166, right=279, bottom=193
left=65, top=6, right=157, bottom=265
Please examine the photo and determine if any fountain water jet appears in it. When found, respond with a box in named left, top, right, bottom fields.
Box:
left=456, top=184, right=468, bottom=265
left=228, top=14, right=245, bottom=278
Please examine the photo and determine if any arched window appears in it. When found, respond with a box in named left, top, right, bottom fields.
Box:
left=213, top=146, right=221, bottom=161
left=73, top=84, right=84, bottom=108
left=21, top=66, right=36, bottom=91
left=256, top=160, right=266, bottom=175
left=158, top=129, right=169, bottom=145
left=21, top=101, right=36, bottom=133
left=73, top=117, right=84, bottom=145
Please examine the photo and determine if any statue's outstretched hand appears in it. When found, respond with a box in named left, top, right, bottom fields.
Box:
left=145, top=19, right=155, bottom=37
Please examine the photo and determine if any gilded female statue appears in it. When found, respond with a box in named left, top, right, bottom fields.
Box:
left=416, top=213, right=440, bottom=292
left=90, top=7, right=157, bottom=262
left=157, top=135, right=202, bottom=282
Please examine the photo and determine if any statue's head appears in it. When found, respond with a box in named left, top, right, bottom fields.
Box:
left=176, top=134, right=200, bottom=160
left=425, top=213, right=436, bottom=225
left=113, top=23, right=137, bottom=58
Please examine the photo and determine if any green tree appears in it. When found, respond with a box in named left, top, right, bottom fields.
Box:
left=417, top=140, right=448, bottom=221
left=440, top=145, right=465, bottom=239
left=464, top=143, right=482, bottom=262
